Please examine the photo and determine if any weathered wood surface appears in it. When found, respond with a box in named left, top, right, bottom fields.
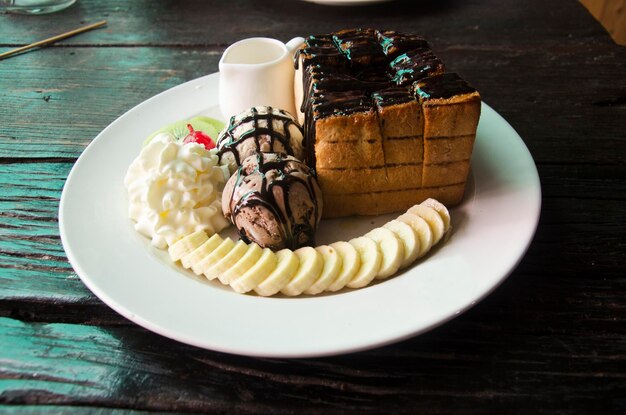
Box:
left=0, top=0, right=610, bottom=46
left=1, top=0, right=625, bottom=413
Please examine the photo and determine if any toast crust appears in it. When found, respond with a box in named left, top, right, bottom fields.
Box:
left=322, top=183, right=466, bottom=218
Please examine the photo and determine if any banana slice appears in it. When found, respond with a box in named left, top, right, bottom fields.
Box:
left=168, top=230, right=208, bottom=262
left=220, top=243, right=263, bottom=284
left=194, top=238, right=235, bottom=279
left=397, top=213, right=433, bottom=258
left=407, top=205, right=445, bottom=244
left=326, top=241, right=360, bottom=292
left=420, top=198, right=451, bottom=233
left=365, top=227, right=404, bottom=279
left=201, top=240, right=248, bottom=283
left=281, top=246, right=324, bottom=296
left=347, top=236, right=382, bottom=288
left=383, top=219, right=420, bottom=268
left=181, top=234, right=223, bottom=272
left=255, top=249, right=299, bottom=297
left=231, top=248, right=278, bottom=293
left=168, top=199, right=452, bottom=296
left=304, top=245, right=343, bottom=295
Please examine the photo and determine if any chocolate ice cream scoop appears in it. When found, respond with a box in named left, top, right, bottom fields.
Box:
left=222, top=152, right=323, bottom=250
left=216, top=106, right=305, bottom=174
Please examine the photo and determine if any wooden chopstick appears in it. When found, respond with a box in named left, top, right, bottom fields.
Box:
left=0, top=20, right=107, bottom=61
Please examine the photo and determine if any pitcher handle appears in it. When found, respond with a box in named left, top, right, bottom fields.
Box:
left=286, top=37, right=305, bottom=53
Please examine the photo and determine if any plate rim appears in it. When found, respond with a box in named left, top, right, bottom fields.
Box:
left=59, top=72, right=541, bottom=358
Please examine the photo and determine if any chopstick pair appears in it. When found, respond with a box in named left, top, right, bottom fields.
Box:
left=0, top=20, right=107, bottom=61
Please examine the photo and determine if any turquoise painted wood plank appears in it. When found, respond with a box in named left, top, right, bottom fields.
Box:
left=0, top=162, right=93, bottom=302
left=0, top=317, right=243, bottom=411
left=0, top=316, right=624, bottom=412
left=0, top=47, right=221, bottom=159
left=0, top=318, right=126, bottom=397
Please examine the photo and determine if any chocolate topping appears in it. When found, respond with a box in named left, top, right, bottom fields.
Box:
left=296, top=29, right=477, bottom=170
left=389, top=47, right=445, bottom=86
left=296, top=35, right=346, bottom=70
left=312, top=90, right=373, bottom=119
left=223, top=153, right=323, bottom=250
left=216, top=106, right=303, bottom=169
left=376, top=30, right=430, bottom=59
left=413, top=72, right=477, bottom=100
left=372, top=86, right=414, bottom=108
left=332, top=28, right=387, bottom=67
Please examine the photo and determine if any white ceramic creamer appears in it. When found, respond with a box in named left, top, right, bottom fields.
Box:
left=219, top=37, right=305, bottom=120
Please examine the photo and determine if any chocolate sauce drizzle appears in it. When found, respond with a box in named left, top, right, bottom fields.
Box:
left=295, top=29, right=475, bottom=169
left=376, top=30, right=430, bottom=59
left=389, top=47, right=445, bottom=86
left=332, top=28, right=387, bottom=67
left=216, top=107, right=302, bottom=167
left=295, top=35, right=346, bottom=70
left=413, top=72, right=477, bottom=100
left=372, top=86, right=414, bottom=107
left=227, top=153, right=321, bottom=250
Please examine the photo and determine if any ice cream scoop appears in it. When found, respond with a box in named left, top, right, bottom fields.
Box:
left=216, top=106, right=305, bottom=174
left=222, top=152, right=323, bottom=250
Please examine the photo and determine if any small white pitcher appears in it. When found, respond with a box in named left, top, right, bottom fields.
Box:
left=219, top=37, right=305, bottom=120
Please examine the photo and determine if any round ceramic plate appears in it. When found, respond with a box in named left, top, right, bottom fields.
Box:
left=59, top=72, right=541, bottom=358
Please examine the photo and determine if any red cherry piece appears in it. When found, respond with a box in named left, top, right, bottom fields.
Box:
left=182, top=124, right=216, bottom=150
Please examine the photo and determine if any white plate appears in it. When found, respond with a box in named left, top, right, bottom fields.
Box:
left=59, top=73, right=541, bottom=358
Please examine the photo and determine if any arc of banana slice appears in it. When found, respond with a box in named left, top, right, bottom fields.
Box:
left=254, top=249, right=299, bottom=297
left=169, top=230, right=208, bottom=262
left=194, top=238, right=235, bottom=279
left=383, top=219, right=420, bottom=268
left=326, top=241, right=361, bottom=292
left=397, top=213, right=433, bottom=258
left=304, top=245, right=343, bottom=295
left=166, top=199, right=453, bottom=296
left=407, top=205, right=445, bottom=244
left=281, top=246, right=324, bottom=296
left=347, top=237, right=382, bottom=288
left=231, top=248, right=278, bottom=293
left=205, top=240, right=248, bottom=283
left=421, top=198, right=451, bottom=233
left=220, top=243, right=263, bottom=285
left=365, top=227, right=404, bottom=279
left=181, top=234, right=223, bottom=273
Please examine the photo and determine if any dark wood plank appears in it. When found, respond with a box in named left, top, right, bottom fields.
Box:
left=1, top=407, right=151, bottom=414
left=0, top=162, right=94, bottom=303
left=0, top=0, right=615, bottom=47
left=1, top=315, right=624, bottom=414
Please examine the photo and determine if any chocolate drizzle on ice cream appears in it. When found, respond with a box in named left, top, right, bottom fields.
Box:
left=216, top=106, right=305, bottom=174
left=222, top=152, right=323, bottom=250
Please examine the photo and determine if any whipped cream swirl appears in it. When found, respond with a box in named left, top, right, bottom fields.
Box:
left=124, top=133, right=230, bottom=249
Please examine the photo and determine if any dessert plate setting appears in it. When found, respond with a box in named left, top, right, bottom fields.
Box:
left=60, top=71, right=540, bottom=358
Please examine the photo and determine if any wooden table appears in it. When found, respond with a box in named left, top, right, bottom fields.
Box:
left=1, top=0, right=625, bottom=413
